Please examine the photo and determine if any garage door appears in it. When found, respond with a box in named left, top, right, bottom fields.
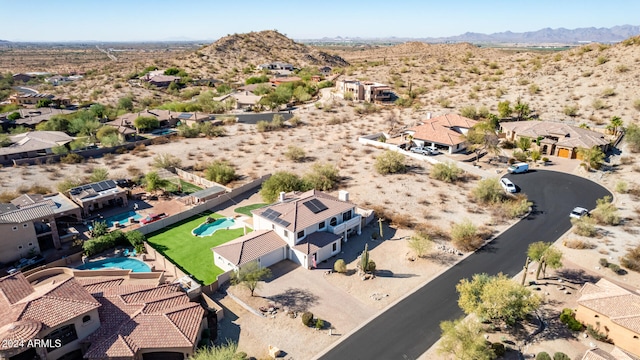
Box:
left=574, top=150, right=583, bottom=160
left=259, top=247, right=286, bottom=268
left=557, top=148, right=570, bottom=158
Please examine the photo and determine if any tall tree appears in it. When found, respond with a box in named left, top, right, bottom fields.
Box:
left=609, top=116, right=623, bottom=135
left=465, top=120, right=500, bottom=162
left=514, top=98, right=531, bottom=121
left=498, top=100, right=512, bottom=119
left=438, top=318, right=495, bottom=360
left=517, top=137, right=532, bottom=152
left=231, top=261, right=272, bottom=296
left=577, top=146, right=605, bottom=171
left=527, top=241, right=563, bottom=280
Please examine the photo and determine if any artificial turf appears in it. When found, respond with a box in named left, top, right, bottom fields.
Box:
left=234, top=203, right=268, bottom=217
left=146, top=212, right=244, bottom=284
left=179, top=179, right=203, bottom=194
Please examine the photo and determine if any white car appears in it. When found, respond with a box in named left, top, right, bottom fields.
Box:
left=426, top=146, right=441, bottom=155
left=570, top=207, right=589, bottom=219
left=500, top=178, right=516, bottom=193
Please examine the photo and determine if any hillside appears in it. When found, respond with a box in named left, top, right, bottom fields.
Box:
left=177, top=30, right=349, bottom=78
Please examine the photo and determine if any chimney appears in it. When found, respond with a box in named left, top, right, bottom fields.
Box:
left=279, top=192, right=286, bottom=203
left=338, top=190, right=349, bottom=202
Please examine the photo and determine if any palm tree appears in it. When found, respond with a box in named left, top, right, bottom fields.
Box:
left=609, top=116, right=623, bottom=135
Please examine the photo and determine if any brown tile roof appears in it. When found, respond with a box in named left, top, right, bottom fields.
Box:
left=85, top=283, right=204, bottom=359
left=582, top=347, right=640, bottom=360
left=0, top=131, right=73, bottom=157
left=406, top=114, right=478, bottom=146
left=0, top=274, right=101, bottom=330
left=293, top=231, right=341, bottom=255
left=252, top=190, right=354, bottom=232
left=213, top=230, right=287, bottom=267
left=0, top=273, right=34, bottom=306
left=578, top=279, right=640, bottom=334
left=0, top=320, right=42, bottom=345
left=500, top=121, right=609, bottom=149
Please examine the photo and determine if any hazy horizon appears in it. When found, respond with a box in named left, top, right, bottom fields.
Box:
left=2, top=0, right=639, bottom=42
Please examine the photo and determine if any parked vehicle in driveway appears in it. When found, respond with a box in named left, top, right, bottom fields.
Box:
left=507, top=162, right=529, bottom=174
left=570, top=207, right=589, bottom=219
left=500, top=178, right=517, bottom=193
left=426, top=146, right=441, bottom=155
left=410, top=147, right=433, bottom=155
left=7, top=255, right=46, bottom=275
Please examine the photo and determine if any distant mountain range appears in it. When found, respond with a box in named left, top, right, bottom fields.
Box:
left=301, top=25, right=640, bottom=45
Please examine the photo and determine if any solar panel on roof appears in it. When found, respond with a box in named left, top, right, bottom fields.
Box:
left=303, top=199, right=328, bottom=214
left=274, top=218, right=290, bottom=227
left=91, top=184, right=102, bottom=192
left=178, top=113, right=193, bottom=119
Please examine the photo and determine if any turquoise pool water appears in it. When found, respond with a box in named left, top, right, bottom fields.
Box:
left=153, top=129, right=176, bottom=135
left=104, top=211, right=144, bottom=227
left=192, top=218, right=236, bottom=237
left=77, top=257, right=150, bottom=272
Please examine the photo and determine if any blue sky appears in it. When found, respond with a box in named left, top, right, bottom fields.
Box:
left=1, top=0, right=638, bottom=42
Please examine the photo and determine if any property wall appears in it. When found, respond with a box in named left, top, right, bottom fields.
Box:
left=575, top=306, right=640, bottom=356
left=201, top=292, right=225, bottom=322
left=0, top=223, right=40, bottom=264
left=175, top=168, right=225, bottom=189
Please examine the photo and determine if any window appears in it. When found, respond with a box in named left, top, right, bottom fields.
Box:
left=332, top=243, right=337, bottom=252
left=272, top=224, right=275, bottom=230
left=283, top=230, right=288, bottom=238
left=342, top=210, right=352, bottom=222
left=297, top=231, right=305, bottom=239
left=23, top=223, right=28, bottom=228
left=318, top=221, right=325, bottom=229
left=12, top=226, right=17, bottom=231
left=17, top=245, right=23, bottom=250
left=28, top=243, right=33, bottom=247
left=45, top=324, right=77, bottom=352
left=82, top=315, right=91, bottom=323
left=330, top=217, right=337, bottom=226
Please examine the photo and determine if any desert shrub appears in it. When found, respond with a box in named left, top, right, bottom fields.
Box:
left=471, top=178, right=505, bottom=204
left=61, top=153, right=84, bottom=164
left=591, top=196, right=620, bottom=225
left=200, top=123, right=226, bottom=137
left=586, top=325, right=611, bottom=343
left=408, top=234, right=432, bottom=257
left=303, top=162, right=340, bottom=191
left=564, top=239, right=595, bottom=249
left=374, top=150, right=405, bottom=175
left=315, top=318, right=324, bottom=329
left=334, top=259, right=346, bottom=273
left=599, top=258, right=609, bottom=267
left=621, top=245, right=640, bottom=272
left=615, top=180, right=628, bottom=193
left=389, top=213, right=414, bottom=229
left=430, top=162, right=462, bottom=183
left=596, top=56, right=609, bottom=65
left=284, top=146, right=306, bottom=162
left=536, top=352, right=551, bottom=360
left=288, top=116, right=302, bottom=127
left=125, top=231, right=145, bottom=252
left=133, top=116, right=159, bottom=132
left=601, top=87, right=616, bottom=98
left=204, top=161, right=236, bottom=185
left=563, top=105, right=579, bottom=117
left=500, top=196, right=532, bottom=218
left=301, top=311, right=314, bottom=326
left=83, top=230, right=127, bottom=256
left=559, top=308, right=583, bottom=331
left=366, top=260, right=376, bottom=272
left=512, top=150, right=528, bottom=162
left=608, top=263, right=621, bottom=274
left=88, top=168, right=110, bottom=183
left=260, top=171, right=310, bottom=203
left=491, top=343, right=506, bottom=357
left=451, top=219, right=483, bottom=251
left=177, top=124, right=201, bottom=138
left=571, top=216, right=597, bottom=237
left=152, top=153, right=182, bottom=170
left=460, top=106, right=478, bottom=119
left=51, top=145, right=69, bottom=155
left=553, top=353, right=571, bottom=360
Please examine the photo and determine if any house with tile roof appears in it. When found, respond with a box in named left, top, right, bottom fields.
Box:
left=575, top=279, right=640, bottom=357
left=67, top=180, right=128, bottom=218
left=500, top=121, right=611, bottom=159
left=404, top=113, right=478, bottom=154
left=581, top=347, right=640, bottom=360
left=213, top=91, right=262, bottom=111
left=0, top=131, right=74, bottom=163
left=213, top=190, right=363, bottom=272
left=0, top=267, right=207, bottom=360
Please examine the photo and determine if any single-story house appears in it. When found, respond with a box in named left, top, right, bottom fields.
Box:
left=213, top=91, right=262, bottom=110
left=0, top=131, right=74, bottom=163
left=111, top=109, right=215, bottom=129
left=257, top=62, right=294, bottom=71
left=12, top=73, right=33, bottom=82
left=404, top=113, right=478, bottom=154
left=68, top=180, right=128, bottom=217
left=500, top=121, right=610, bottom=159
left=319, top=66, right=332, bottom=76
left=269, top=76, right=302, bottom=85
left=0, top=108, right=76, bottom=128
left=0, top=268, right=206, bottom=360
left=147, top=74, right=181, bottom=88
left=575, top=279, right=640, bottom=357
left=213, top=190, right=364, bottom=272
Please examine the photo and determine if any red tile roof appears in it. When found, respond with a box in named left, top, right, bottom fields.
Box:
left=406, top=113, right=478, bottom=146
left=578, top=279, right=640, bottom=334
left=213, top=230, right=287, bottom=267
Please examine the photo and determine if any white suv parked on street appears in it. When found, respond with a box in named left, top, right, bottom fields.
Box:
left=500, top=178, right=516, bottom=193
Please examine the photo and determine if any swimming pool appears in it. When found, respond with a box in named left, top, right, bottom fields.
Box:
left=77, top=257, right=151, bottom=272
left=192, top=217, right=236, bottom=237
left=104, top=211, right=144, bottom=227
left=152, top=129, right=176, bottom=136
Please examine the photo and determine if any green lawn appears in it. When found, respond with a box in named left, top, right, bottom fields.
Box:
left=179, top=179, right=203, bottom=194
left=146, top=212, right=244, bottom=284
left=234, top=203, right=267, bottom=217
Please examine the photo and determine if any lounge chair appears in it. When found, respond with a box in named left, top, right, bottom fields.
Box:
left=123, top=249, right=130, bottom=257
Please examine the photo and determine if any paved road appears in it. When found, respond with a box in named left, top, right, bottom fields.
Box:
left=317, top=170, right=611, bottom=360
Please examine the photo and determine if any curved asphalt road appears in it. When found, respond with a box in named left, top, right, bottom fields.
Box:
left=317, top=170, right=611, bottom=360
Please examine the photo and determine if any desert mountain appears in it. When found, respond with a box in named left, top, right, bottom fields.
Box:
left=179, top=30, right=348, bottom=77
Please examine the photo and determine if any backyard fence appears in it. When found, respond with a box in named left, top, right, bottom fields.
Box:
left=175, top=168, right=228, bottom=189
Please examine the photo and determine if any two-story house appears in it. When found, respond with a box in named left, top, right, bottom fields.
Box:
left=335, top=79, right=393, bottom=103
left=404, top=113, right=478, bottom=154
left=0, top=202, right=58, bottom=265
left=213, top=190, right=363, bottom=272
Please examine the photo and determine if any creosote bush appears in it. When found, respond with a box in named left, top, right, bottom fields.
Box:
left=334, top=259, right=346, bottom=273
left=451, top=219, right=482, bottom=251
left=430, top=162, right=462, bottom=183
left=284, top=146, right=306, bottom=162
left=301, top=311, right=314, bottom=326
left=374, top=150, right=406, bottom=175
left=591, top=196, right=620, bottom=225
left=571, top=216, right=597, bottom=237
left=621, top=244, right=640, bottom=272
